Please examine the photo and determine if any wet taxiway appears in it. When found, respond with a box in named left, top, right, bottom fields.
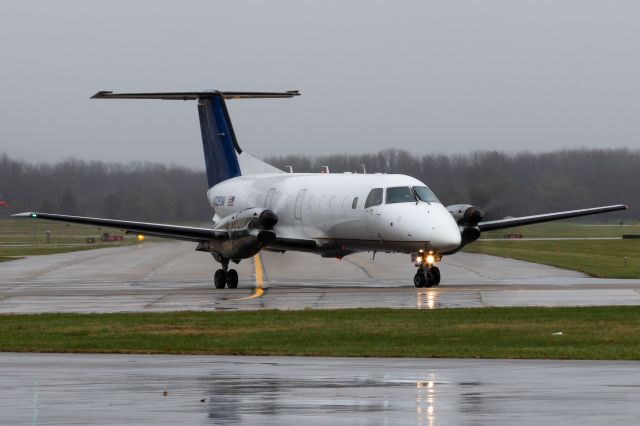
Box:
left=1, top=241, right=640, bottom=312
left=2, top=352, right=640, bottom=425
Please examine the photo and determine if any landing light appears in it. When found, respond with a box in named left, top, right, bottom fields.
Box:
left=137, top=234, right=145, bottom=242
left=426, top=254, right=435, bottom=265
left=30, top=213, right=38, bottom=218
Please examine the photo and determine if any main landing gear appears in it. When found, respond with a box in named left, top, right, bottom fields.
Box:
left=214, top=268, right=238, bottom=289
left=412, top=251, right=441, bottom=288
left=213, top=257, right=239, bottom=289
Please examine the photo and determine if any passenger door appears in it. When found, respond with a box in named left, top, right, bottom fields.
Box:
left=264, top=188, right=276, bottom=209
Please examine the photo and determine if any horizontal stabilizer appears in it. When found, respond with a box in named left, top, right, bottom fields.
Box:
left=92, top=90, right=300, bottom=100
left=92, top=88, right=299, bottom=187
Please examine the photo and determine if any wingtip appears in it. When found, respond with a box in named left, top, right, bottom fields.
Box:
left=12, top=212, right=36, bottom=218
left=91, top=91, right=113, bottom=99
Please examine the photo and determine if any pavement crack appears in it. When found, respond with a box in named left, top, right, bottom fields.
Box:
left=143, top=293, right=171, bottom=309
left=142, top=248, right=196, bottom=282
left=342, top=258, right=374, bottom=278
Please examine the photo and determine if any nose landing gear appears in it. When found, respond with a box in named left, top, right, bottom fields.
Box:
left=412, top=251, right=441, bottom=288
left=413, top=266, right=440, bottom=288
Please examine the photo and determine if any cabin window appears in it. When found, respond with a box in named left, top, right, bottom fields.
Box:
left=386, top=186, right=416, bottom=204
left=364, top=188, right=383, bottom=208
left=352, top=197, right=358, bottom=209
left=413, top=186, right=440, bottom=203
left=307, top=196, right=316, bottom=208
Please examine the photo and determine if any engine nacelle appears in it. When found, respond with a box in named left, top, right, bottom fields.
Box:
left=446, top=204, right=484, bottom=227
left=214, top=207, right=278, bottom=231
left=198, top=208, right=279, bottom=260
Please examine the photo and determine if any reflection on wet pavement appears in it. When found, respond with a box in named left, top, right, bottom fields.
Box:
left=2, top=353, right=640, bottom=425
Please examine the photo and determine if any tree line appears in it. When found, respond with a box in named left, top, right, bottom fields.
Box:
left=0, top=154, right=210, bottom=222
left=266, top=148, right=636, bottom=221
left=0, top=149, right=636, bottom=222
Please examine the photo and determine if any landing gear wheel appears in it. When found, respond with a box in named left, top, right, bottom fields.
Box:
left=429, top=266, right=441, bottom=286
left=214, top=269, right=227, bottom=289
left=414, top=268, right=427, bottom=288
left=226, top=269, right=238, bottom=289
left=425, top=272, right=435, bottom=288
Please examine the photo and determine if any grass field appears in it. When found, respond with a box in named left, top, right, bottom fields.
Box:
left=1, top=307, right=640, bottom=359
left=480, top=221, right=640, bottom=239
left=465, top=240, right=640, bottom=278
left=0, top=218, right=139, bottom=262
left=465, top=222, right=640, bottom=278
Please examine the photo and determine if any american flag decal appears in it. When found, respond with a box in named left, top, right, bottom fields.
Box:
left=227, top=196, right=235, bottom=207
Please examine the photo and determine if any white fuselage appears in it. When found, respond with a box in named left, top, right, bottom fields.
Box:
left=207, top=173, right=461, bottom=255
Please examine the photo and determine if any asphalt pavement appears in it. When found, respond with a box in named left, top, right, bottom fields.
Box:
left=2, top=353, right=639, bottom=425
left=1, top=242, right=640, bottom=312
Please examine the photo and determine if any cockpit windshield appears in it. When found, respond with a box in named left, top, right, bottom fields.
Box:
left=413, top=186, right=440, bottom=203
left=386, top=187, right=416, bottom=204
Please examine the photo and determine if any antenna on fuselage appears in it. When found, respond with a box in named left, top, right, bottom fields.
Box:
left=285, top=165, right=294, bottom=173
left=362, top=164, right=367, bottom=174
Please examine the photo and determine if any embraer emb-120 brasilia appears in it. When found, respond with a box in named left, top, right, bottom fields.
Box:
left=15, top=90, right=628, bottom=288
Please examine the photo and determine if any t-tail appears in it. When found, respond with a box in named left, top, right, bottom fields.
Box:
left=92, top=90, right=300, bottom=188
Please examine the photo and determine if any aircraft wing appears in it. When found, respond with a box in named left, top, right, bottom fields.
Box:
left=12, top=212, right=229, bottom=242
left=269, top=237, right=318, bottom=252
left=477, top=204, right=628, bottom=232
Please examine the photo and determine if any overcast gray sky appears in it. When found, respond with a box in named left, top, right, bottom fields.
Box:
left=1, top=1, right=639, bottom=168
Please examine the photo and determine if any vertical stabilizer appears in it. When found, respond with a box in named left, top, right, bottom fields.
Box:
left=197, top=95, right=241, bottom=187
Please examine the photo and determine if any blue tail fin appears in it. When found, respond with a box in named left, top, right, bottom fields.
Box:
left=197, top=95, right=241, bottom=187
left=91, top=90, right=300, bottom=187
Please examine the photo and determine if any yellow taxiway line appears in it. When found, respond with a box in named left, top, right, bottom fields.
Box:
left=232, top=254, right=264, bottom=301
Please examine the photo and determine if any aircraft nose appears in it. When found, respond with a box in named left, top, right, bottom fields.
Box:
left=432, top=225, right=461, bottom=252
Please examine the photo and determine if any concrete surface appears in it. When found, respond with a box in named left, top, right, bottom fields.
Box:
left=1, top=353, right=639, bottom=425
left=1, top=241, right=640, bottom=312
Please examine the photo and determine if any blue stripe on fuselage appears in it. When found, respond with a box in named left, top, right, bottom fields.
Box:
left=197, top=95, right=241, bottom=188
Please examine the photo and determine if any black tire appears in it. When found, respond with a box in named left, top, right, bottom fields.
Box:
left=430, top=266, right=441, bottom=286
left=226, top=269, right=239, bottom=289
left=425, top=272, right=435, bottom=288
left=214, top=269, right=227, bottom=289
left=414, top=274, right=422, bottom=287
left=414, top=273, right=426, bottom=288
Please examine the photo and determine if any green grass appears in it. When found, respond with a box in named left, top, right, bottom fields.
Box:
left=466, top=240, right=640, bottom=278
left=0, top=218, right=140, bottom=260
left=481, top=221, right=640, bottom=239
left=1, top=308, right=640, bottom=359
